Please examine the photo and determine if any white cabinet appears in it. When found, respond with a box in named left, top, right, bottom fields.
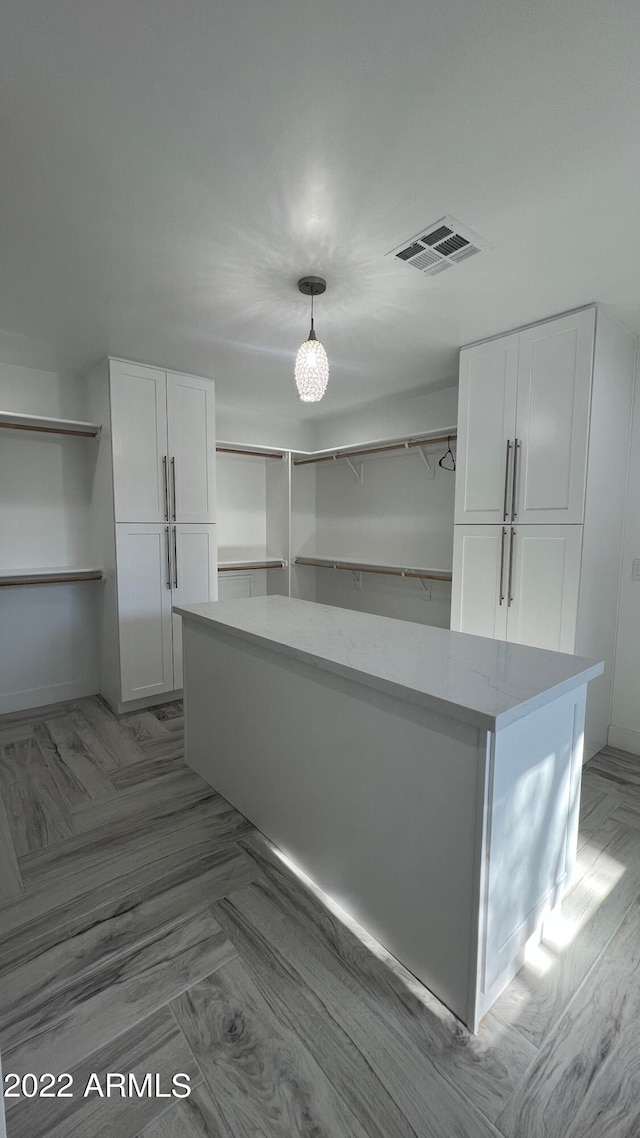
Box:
left=116, top=523, right=217, bottom=702
left=110, top=362, right=168, bottom=523
left=450, top=526, right=509, bottom=641
left=506, top=525, right=582, bottom=652
left=455, top=334, right=518, bottom=524
left=452, top=306, right=637, bottom=759
left=89, top=357, right=218, bottom=711
left=109, top=360, right=216, bottom=525
left=451, top=525, right=582, bottom=653
left=455, top=309, right=595, bottom=527
left=115, top=524, right=175, bottom=701
left=515, top=311, right=594, bottom=525
left=167, top=373, right=217, bottom=524
left=171, top=524, right=218, bottom=689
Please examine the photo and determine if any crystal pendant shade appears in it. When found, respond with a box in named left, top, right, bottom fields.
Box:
left=294, top=334, right=329, bottom=403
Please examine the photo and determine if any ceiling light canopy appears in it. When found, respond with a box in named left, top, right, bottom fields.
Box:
left=295, top=276, right=328, bottom=403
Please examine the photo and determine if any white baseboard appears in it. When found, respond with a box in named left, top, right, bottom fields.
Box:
left=607, top=724, right=640, bottom=757
left=0, top=679, right=98, bottom=718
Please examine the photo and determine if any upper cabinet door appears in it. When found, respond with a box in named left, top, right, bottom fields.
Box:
left=514, top=308, right=595, bottom=525
left=455, top=335, right=519, bottom=524
left=167, top=373, right=216, bottom=523
left=450, top=525, right=509, bottom=641
left=110, top=361, right=168, bottom=523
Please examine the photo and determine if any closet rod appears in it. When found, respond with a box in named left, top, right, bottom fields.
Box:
left=0, top=573, right=103, bottom=587
left=293, top=433, right=457, bottom=466
left=295, top=558, right=452, bottom=583
left=218, top=560, right=286, bottom=572
left=0, top=422, right=98, bottom=439
left=216, top=446, right=285, bottom=460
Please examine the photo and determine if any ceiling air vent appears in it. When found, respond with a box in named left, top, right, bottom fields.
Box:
left=387, top=216, right=486, bottom=278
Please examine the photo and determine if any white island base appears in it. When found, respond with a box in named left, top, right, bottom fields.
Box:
left=176, top=596, right=603, bottom=1031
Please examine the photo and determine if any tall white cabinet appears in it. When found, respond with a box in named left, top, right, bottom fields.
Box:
left=451, top=306, right=636, bottom=758
left=90, top=358, right=217, bottom=711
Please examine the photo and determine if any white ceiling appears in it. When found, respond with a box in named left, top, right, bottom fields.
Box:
left=1, top=0, right=640, bottom=417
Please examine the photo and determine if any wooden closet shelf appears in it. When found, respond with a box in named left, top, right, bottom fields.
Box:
left=0, top=411, right=101, bottom=438
left=0, top=568, right=104, bottom=587
left=295, top=558, right=452, bottom=583
left=218, top=559, right=287, bottom=572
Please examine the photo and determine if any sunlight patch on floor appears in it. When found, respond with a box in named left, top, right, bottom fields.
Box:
left=271, top=845, right=450, bottom=1022
left=541, top=848, right=625, bottom=955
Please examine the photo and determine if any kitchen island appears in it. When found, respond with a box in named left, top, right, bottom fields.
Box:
left=175, top=595, right=603, bottom=1030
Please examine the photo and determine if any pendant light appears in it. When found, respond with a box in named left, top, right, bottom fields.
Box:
left=294, top=276, right=329, bottom=403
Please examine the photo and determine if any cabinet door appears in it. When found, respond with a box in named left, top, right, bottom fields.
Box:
left=506, top=525, right=582, bottom=652
left=167, top=373, right=216, bottom=523
left=110, top=361, right=168, bottom=523
left=514, top=309, right=595, bottom=524
left=455, top=335, right=518, bottom=524
left=450, top=526, right=508, bottom=640
left=115, top=524, right=174, bottom=702
left=171, top=524, right=218, bottom=689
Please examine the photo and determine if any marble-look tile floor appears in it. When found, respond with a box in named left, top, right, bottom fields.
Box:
left=0, top=697, right=639, bottom=1136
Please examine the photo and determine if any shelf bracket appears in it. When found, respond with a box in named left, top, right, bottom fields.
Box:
left=344, top=457, right=364, bottom=486
left=400, top=569, right=432, bottom=599
left=350, top=570, right=363, bottom=590
left=415, top=446, right=435, bottom=478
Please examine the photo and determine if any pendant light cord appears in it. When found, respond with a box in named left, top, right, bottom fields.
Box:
left=309, top=290, right=316, bottom=340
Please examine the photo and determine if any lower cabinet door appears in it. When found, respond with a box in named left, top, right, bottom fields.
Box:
left=506, top=525, right=582, bottom=652
left=171, top=524, right=218, bottom=689
left=450, top=525, right=509, bottom=640
left=115, top=523, right=175, bottom=702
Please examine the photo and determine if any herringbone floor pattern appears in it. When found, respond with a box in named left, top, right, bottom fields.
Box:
left=0, top=696, right=639, bottom=1136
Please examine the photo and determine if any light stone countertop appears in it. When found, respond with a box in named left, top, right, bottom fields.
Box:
left=174, top=595, right=603, bottom=731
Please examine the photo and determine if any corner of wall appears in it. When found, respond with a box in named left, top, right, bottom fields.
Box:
left=610, top=334, right=640, bottom=753
left=309, top=383, right=459, bottom=452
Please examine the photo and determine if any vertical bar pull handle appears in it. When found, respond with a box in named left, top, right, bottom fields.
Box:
left=503, top=440, right=512, bottom=522
left=173, top=526, right=178, bottom=589
left=171, top=457, right=177, bottom=521
left=511, top=439, right=520, bottom=521
left=507, top=527, right=516, bottom=606
left=162, top=456, right=169, bottom=520
left=165, top=526, right=171, bottom=589
left=499, top=526, right=507, bottom=605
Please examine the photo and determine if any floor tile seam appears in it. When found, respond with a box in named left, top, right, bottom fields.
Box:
left=0, top=837, right=251, bottom=974
left=2, top=923, right=241, bottom=1068
left=18, top=795, right=228, bottom=877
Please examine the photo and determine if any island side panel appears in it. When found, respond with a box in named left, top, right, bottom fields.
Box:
left=183, top=617, right=486, bottom=1027
left=473, top=683, right=587, bottom=1025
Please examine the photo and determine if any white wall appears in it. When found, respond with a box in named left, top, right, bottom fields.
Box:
left=610, top=358, right=640, bottom=755
left=312, top=447, right=455, bottom=628
left=217, top=453, right=268, bottom=562
left=0, top=362, right=99, bottom=713
left=297, top=385, right=458, bottom=626
left=217, top=402, right=313, bottom=451
left=309, top=384, right=458, bottom=451
left=216, top=450, right=291, bottom=602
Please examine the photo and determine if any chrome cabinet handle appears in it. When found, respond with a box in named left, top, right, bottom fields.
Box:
left=511, top=439, right=520, bottom=520
left=503, top=440, right=512, bottom=522
left=162, top=456, right=169, bottom=520
left=499, top=526, right=507, bottom=605
left=171, top=457, right=177, bottom=521
left=165, top=526, right=171, bottom=589
left=507, top=527, right=516, bottom=606
left=173, top=525, right=178, bottom=589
